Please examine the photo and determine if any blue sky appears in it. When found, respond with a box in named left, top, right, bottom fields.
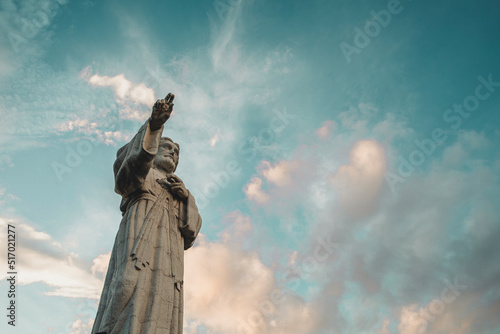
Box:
left=0, top=0, right=499, bottom=333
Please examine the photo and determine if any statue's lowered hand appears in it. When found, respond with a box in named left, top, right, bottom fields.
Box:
left=150, top=93, right=175, bottom=131
left=168, top=175, right=189, bottom=201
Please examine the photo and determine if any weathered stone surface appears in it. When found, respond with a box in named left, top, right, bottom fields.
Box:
left=92, top=94, right=202, bottom=334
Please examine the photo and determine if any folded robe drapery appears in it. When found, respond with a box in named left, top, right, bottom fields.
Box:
left=129, top=179, right=169, bottom=270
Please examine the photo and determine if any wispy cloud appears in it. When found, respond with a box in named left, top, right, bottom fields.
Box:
left=0, top=185, right=18, bottom=207
left=0, top=216, right=106, bottom=299
left=315, top=120, right=337, bottom=139
left=69, top=317, right=95, bottom=334
left=75, top=5, right=297, bottom=203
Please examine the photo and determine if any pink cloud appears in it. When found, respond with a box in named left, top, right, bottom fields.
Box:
left=183, top=234, right=321, bottom=334
left=315, top=120, right=337, bottom=139
left=221, top=210, right=253, bottom=241
left=244, top=177, right=269, bottom=204
left=330, top=139, right=386, bottom=219
left=259, top=160, right=299, bottom=187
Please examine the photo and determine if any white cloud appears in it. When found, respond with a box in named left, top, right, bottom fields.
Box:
left=397, top=304, right=428, bottom=334
left=55, top=116, right=132, bottom=145
left=0, top=186, right=18, bottom=206
left=0, top=216, right=107, bottom=299
left=244, top=177, right=270, bottom=204
left=210, top=129, right=220, bottom=148
left=221, top=210, right=253, bottom=242
left=101, top=130, right=131, bottom=145
left=259, top=160, right=298, bottom=187
left=84, top=70, right=157, bottom=123
left=70, top=318, right=95, bottom=334
left=87, top=73, right=155, bottom=107
left=56, top=118, right=98, bottom=132
left=0, top=154, right=14, bottom=169
left=90, top=252, right=111, bottom=279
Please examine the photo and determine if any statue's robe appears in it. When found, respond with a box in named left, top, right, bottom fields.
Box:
left=92, top=121, right=202, bottom=334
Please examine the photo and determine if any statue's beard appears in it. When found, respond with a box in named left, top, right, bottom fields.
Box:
left=154, top=156, right=176, bottom=174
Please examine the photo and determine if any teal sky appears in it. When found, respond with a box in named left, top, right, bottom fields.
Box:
left=1, top=0, right=499, bottom=333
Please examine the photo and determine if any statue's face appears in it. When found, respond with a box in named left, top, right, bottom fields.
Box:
left=154, top=140, right=179, bottom=174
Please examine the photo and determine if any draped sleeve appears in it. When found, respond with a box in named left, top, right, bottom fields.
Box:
left=113, top=120, right=164, bottom=198
left=179, top=190, right=202, bottom=250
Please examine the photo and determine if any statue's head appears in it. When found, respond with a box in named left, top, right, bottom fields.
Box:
left=154, top=137, right=180, bottom=174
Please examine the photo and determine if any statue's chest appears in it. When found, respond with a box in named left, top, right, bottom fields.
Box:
left=147, top=169, right=180, bottom=217
left=162, top=190, right=180, bottom=218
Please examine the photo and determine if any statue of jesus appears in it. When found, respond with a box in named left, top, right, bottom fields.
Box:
left=92, top=93, right=202, bottom=334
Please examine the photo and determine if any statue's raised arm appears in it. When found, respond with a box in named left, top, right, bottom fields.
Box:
left=113, top=93, right=176, bottom=198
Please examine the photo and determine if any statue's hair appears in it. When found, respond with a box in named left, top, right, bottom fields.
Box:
left=159, top=137, right=180, bottom=152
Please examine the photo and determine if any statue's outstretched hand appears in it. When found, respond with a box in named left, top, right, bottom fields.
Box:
left=150, top=93, right=175, bottom=131
left=168, top=175, right=189, bottom=201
